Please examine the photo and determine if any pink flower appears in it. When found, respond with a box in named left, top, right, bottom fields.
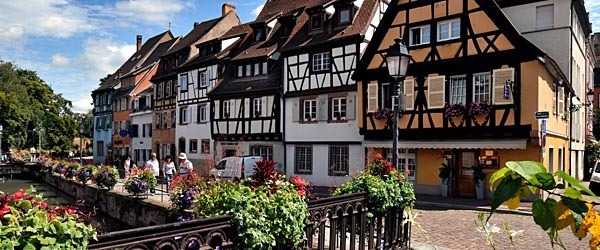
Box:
left=375, top=153, right=383, bottom=160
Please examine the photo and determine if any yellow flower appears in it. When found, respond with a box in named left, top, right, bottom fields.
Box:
left=504, top=195, right=520, bottom=210
left=554, top=201, right=574, bottom=231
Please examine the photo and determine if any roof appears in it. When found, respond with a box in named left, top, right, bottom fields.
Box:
left=134, top=38, right=179, bottom=74
left=93, top=31, right=173, bottom=93
left=209, top=60, right=282, bottom=96
left=282, top=0, right=380, bottom=52
left=163, top=16, right=225, bottom=57
left=112, top=86, right=135, bottom=98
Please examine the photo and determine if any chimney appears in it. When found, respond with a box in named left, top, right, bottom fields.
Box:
left=118, top=69, right=122, bottom=78
left=136, top=35, right=142, bottom=51
left=194, top=22, right=200, bottom=28
left=222, top=3, right=236, bottom=17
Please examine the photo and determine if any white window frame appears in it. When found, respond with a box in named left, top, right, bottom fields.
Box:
left=189, top=139, right=198, bottom=154
left=254, top=63, right=260, bottom=76
left=331, top=97, right=347, bottom=120
left=237, top=65, right=243, bottom=77
left=180, top=74, right=188, bottom=92
left=245, top=64, right=251, bottom=77
left=251, top=146, right=273, bottom=160
left=312, top=52, right=331, bottom=72
left=437, top=19, right=460, bottom=41
left=398, top=148, right=416, bottom=182
left=199, top=71, right=207, bottom=87
left=303, top=99, right=317, bottom=122
left=409, top=25, right=430, bottom=46
left=339, top=8, right=351, bottom=24
left=253, top=98, right=262, bottom=117
left=180, top=107, right=189, bottom=124
left=262, top=62, right=268, bottom=75
left=198, top=104, right=207, bottom=122
left=294, top=145, right=313, bottom=174
left=449, top=75, right=467, bottom=105
left=473, top=72, right=491, bottom=103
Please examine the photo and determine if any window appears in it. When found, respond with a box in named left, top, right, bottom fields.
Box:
left=199, top=71, right=207, bottom=87
left=180, top=107, right=188, bottom=124
left=398, top=148, right=416, bottom=182
left=328, top=145, right=349, bottom=176
left=166, top=80, right=172, bottom=96
left=155, top=113, right=162, bottom=129
left=331, top=97, right=347, bottom=120
left=410, top=25, right=430, bottom=46
left=473, top=73, right=491, bottom=103
left=449, top=76, right=466, bottom=104
left=180, top=74, right=188, bottom=92
left=97, top=141, right=104, bottom=157
left=262, top=62, right=268, bottom=75
left=223, top=100, right=231, bottom=118
left=201, top=139, right=210, bottom=154
left=295, top=145, right=313, bottom=174
left=253, top=98, right=262, bottom=117
left=245, top=64, right=251, bottom=77
left=312, top=52, right=331, bottom=72
left=311, top=13, right=323, bottom=30
left=536, top=4, right=554, bottom=29
left=251, top=146, right=273, bottom=160
left=437, top=19, right=460, bottom=41
left=179, top=138, right=186, bottom=154
left=380, top=83, right=392, bottom=109
left=189, top=139, right=198, bottom=153
left=237, top=65, right=243, bottom=77
left=303, top=99, right=317, bottom=122
left=339, top=8, right=351, bottom=25
left=197, top=104, right=207, bottom=122
left=171, top=111, right=176, bottom=128
left=254, top=63, right=260, bottom=76
left=163, top=111, right=168, bottom=128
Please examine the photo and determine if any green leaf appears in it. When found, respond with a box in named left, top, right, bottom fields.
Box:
left=532, top=198, right=557, bottom=231
left=489, top=167, right=512, bottom=191
left=18, top=200, right=32, bottom=210
left=39, top=237, right=56, bottom=245
left=506, top=161, right=546, bottom=186
left=555, top=171, right=597, bottom=197
left=24, top=243, right=36, bottom=250
left=490, top=176, right=523, bottom=216
left=535, top=172, right=556, bottom=190
left=562, top=197, right=589, bottom=232
left=563, top=187, right=583, bottom=200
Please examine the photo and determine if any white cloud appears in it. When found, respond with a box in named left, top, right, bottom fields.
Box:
left=51, top=54, right=70, bottom=66
left=115, top=0, right=185, bottom=25
left=0, top=0, right=96, bottom=44
left=72, top=97, right=93, bottom=113
left=586, top=2, right=600, bottom=33
left=251, top=4, right=264, bottom=17
left=80, top=38, right=136, bottom=78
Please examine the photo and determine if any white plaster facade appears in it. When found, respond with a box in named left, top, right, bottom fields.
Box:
left=130, top=89, right=153, bottom=167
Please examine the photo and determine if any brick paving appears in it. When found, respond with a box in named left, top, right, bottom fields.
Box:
left=411, top=206, right=591, bottom=250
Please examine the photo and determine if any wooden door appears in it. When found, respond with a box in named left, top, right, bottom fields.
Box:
left=457, top=151, right=476, bottom=198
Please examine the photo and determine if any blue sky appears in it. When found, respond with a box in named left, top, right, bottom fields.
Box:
left=0, top=0, right=265, bottom=113
left=0, top=0, right=598, bottom=113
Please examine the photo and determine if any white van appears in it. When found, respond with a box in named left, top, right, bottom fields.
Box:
left=589, top=160, right=600, bottom=195
left=209, top=156, right=263, bottom=180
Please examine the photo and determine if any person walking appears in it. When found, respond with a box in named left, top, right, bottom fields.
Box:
left=163, top=155, right=176, bottom=191
left=145, top=153, right=160, bottom=195
left=178, top=153, right=193, bottom=178
left=123, top=155, right=131, bottom=179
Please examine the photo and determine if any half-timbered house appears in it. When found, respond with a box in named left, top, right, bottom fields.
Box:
left=174, top=4, right=241, bottom=174
left=131, top=87, right=154, bottom=167
left=152, top=7, right=239, bottom=167
left=353, top=0, right=573, bottom=197
left=280, top=0, right=389, bottom=186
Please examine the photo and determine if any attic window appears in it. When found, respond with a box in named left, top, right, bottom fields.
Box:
left=254, top=26, right=269, bottom=42
left=338, top=7, right=351, bottom=25
left=311, top=13, right=323, bottom=30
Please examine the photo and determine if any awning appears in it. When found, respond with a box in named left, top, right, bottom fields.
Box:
left=363, top=139, right=528, bottom=150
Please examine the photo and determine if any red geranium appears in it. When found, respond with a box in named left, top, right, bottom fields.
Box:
left=12, top=189, right=25, bottom=200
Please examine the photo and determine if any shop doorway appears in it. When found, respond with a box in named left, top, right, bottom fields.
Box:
left=456, top=150, right=477, bottom=198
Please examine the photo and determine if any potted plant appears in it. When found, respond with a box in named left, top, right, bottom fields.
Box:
left=76, top=165, right=97, bottom=184
left=473, top=164, right=486, bottom=199
left=93, top=165, right=119, bottom=190
left=439, top=163, right=451, bottom=197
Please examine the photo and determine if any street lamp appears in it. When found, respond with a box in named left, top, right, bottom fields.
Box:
left=385, top=38, right=411, bottom=168
left=79, top=122, right=85, bottom=165
left=569, top=89, right=595, bottom=112
left=0, top=125, right=3, bottom=161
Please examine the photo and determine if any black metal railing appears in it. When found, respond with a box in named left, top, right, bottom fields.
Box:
left=88, top=192, right=410, bottom=250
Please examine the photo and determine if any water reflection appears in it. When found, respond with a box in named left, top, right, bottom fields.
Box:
left=0, top=178, right=129, bottom=234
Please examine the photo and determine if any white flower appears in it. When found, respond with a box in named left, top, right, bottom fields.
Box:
left=477, top=222, right=501, bottom=234
left=509, top=230, right=524, bottom=238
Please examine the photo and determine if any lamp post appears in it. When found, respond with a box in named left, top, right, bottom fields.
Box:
left=37, top=122, right=42, bottom=151
left=385, top=39, right=411, bottom=168
left=0, top=125, right=3, bottom=161
left=79, top=122, right=85, bottom=165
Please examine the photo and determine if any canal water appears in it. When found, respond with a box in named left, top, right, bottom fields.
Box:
left=0, top=177, right=129, bottom=234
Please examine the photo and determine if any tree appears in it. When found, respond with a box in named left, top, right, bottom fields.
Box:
left=0, top=60, right=78, bottom=152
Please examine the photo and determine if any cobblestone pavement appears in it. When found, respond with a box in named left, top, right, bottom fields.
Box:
left=411, top=206, right=590, bottom=250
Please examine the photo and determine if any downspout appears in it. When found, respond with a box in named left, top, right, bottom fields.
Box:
left=568, top=0, right=576, bottom=176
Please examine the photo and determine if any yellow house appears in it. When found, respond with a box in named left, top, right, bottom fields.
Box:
left=353, top=0, right=572, bottom=198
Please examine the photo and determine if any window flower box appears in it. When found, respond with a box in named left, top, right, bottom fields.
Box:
left=468, top=101, right=493, bottom=116
left=443, top=103, right=466, bottom=118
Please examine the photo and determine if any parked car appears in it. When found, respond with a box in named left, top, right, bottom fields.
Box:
left=589, top=160, right=600, bottom=195
left=209, top=156, right=263, bottom=180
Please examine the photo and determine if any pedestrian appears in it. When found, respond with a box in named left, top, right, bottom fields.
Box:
left=123, top=155, right=131, bottom=179
left=145, top=153, right=160, bottom=195
left=178, top=153, right=193, bottom=178
left=163, top=156, right=176, bottom=190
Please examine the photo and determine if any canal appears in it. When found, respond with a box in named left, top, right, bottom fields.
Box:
left=0, top=177, right=130, bottom=234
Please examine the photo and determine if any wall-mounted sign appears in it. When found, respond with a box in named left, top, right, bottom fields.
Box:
left=119, top=130, right=128, bottom=137
left=535, top=111, right=549, bottom=119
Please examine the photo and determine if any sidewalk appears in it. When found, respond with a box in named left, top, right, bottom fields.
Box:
left=415, top=194, right=533, bottom=215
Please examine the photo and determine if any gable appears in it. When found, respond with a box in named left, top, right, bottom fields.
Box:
left=354, top=0, right=544, bottom=78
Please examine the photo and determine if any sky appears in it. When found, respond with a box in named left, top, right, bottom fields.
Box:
left=0, top=0, right=265, bottom=113
left=0, top=0, right=598, bottom=114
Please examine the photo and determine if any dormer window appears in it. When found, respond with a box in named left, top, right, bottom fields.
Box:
left=338, top=7, right=352, bottom=25
left=311, top=13, right=323, bottom=30
left=237, top=62, right=269, bottom=78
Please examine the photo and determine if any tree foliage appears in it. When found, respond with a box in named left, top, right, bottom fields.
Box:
left=0, top=60, right=80, bottom=152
